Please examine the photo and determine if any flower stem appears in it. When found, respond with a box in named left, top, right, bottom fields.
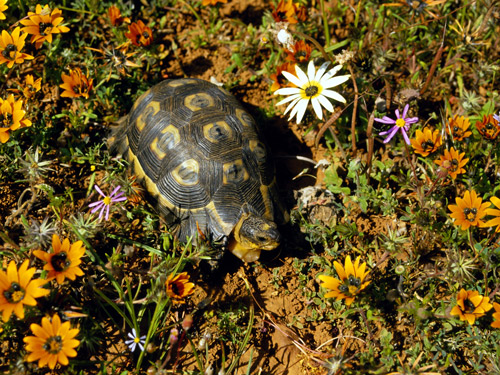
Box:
left=319, top=0, right=330, bottom=47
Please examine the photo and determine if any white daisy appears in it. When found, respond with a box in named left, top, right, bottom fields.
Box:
left=125, top=328, right=146, bottom=352
left=274, top=60, right=350, bottom=124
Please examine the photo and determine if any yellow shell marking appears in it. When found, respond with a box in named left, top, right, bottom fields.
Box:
left=184, top=92, right=214, bottom=111
left=150, top=138, right=166, bottom=160
left=171, top=159, right=199, bottom=186
left=136, top=101, right=160, bottom=131
left=259, top=184, right=273, bottom=221
left=203, top=121, right=233, bottom=143
left=235, top=108, right=255, bottom=128
left=248, top=139, right=266, bottom=162
left=223, top=160, right=248, bottom=184
left=150, top=124, right=180, bottom=159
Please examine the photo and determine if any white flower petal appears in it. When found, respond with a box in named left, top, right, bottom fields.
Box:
left=295, top=64, right=309, bottom=85
left=276, top=93, right=302, bottom=106
left=314, top=61, right=330, bottom=82
left=322, top=89, right=346, bottom=103
left=317, top=94, right=334, bottom=113
left=283, top=96, right=303, bottom=115
left=307, top=60, right=317, bottom=81
left=274, top=87, right=301, bottom=96
left=321, top=74, right=350, bottom=89
left=311, top=97, right=323, bottom=120
left=322, top=64, right=343, bottom=80
left=281, top=70, right=304, bottom=88
left=293, top=99, right=309, bottom=123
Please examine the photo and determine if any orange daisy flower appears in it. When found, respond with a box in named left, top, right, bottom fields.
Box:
left=484, top=196, right=500, bottom=233
left=0, top=27, right=34, bottom=68
left=125, top=20, right=153, bottom=47
left=294, top=3, right=307, bottom=22
left=59, top=68, right=93, bottom=99
left=20, top=4, right=70, bottom=49
left=166, top=272, right=195, bottom=304
left=448, top=190, right=489, bottom=230
left=272, top=0, right=298, bottom=24
left=22, top=74, right=42, bottom=99
left=285, top=40, right=313, bottom=63
left=450, top=289, right=492, bottom=325
left=434, top=147, right=468, bottom=179
left=107, top=5, right=130, bottom=26
left=33, top=234, right=85, bottom=284
left=317, top=255, right=370, bottom=306
left=410, top=128, right=442, bottom=156
left=0, top=260, right=49, bottom=322
left=446, top=115, right=472, bottom=141
left=270, top=62, right=295, bottom=92
left=491, top=302, right=500, bottom=328
left=475, top=114, right=500, bottom=140
left=23, top=313, right=80, bottom=369
left=202, top=0, right=228, bottom=6
left=0, top=0, right=7, bottom=20
left=0, top=94, right=32, bottom=143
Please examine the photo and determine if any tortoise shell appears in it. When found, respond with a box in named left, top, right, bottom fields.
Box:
left=113, top=78, right=283, bottom=261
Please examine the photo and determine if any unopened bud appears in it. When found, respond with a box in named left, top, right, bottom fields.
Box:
left=182, top=314, right=193, bottom=331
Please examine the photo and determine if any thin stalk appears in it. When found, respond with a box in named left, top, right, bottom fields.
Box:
left=319, top=0, right=331, bottom=47
left=348, top=64, right=359, bottom=152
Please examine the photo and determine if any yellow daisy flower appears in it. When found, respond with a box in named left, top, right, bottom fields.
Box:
left=22, top=74, right=42, bottom=99
left=0, top=27, right=34, bottom=68
left=410, top=128, right=442, bottom=156
left=446, top=115, right=472, bottom=141
left=20, top=4, right=70, bottom=49
left=448, top=190, right=489, bottom=230
left=23, top=313, right=80, bottom=369
left=0, top=0, right=7, bottom=20
left=0, top=260, right=49, bottom=322
left=491, top=302, right=500, bottom=328
left=450, top=289, right=492, bottom=325
left=166, top=272, right=195, bottom=304
left=317, top=255, right=370, bottom=306
left=0, top=94, right=32, bottom=143
left=33, top=234, right=85, bottom=284
left=59, top=68, right=93, bottom=99
left=434, top=147, right=468, bottom=180
left=484, top=196, right=500, bottom=233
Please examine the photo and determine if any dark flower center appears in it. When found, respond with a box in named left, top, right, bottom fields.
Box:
left=296, top=50, right=307, bottom=61
left=0, top=112, right=12, bottom=127
left=463, top=207, right=477, bottom=222
left=421, top=140, right=434, bottom=151
left=304, top=85, right=319, bottom=98
left=39, top=22, right=53, bottom=36
left=43, top=335, right=63, bottom=354
left=449, top=158, right=459, bottom=172
left=338, top=275, right=362, bottom=297
left=4, top=282, right=25, bottom=303
left=51, top=251, right=71, bottom=272
left=170, top=282, right=183, bottom=297
left=463, top=298, right=476, bottom=314
left=2, top=44, right=17, bottom=59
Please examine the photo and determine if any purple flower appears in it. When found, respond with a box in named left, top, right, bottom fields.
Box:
left=494, top=113, right=500, bottom=123
left=88, top=185, right=127, bottom=221
left=375, top=104, right=419, bottom=145
left=124, top=328, right=146, bottom=352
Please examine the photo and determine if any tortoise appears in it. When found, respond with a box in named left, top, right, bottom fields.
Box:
left=111, top=78, right=284, bottom=262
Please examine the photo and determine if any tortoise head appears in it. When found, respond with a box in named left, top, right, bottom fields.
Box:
left=227, top=213, right=280, bottom=262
